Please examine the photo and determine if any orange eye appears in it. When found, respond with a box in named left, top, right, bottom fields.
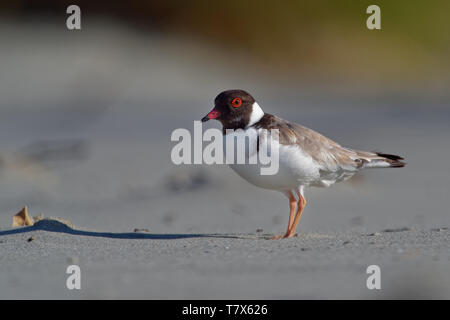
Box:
left=231, top=97, right=242, bottom=108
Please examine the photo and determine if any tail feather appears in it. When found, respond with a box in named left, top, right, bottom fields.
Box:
left=374, top=152, right=406, bottom=167
left=357, top=151, right=406, bottom=168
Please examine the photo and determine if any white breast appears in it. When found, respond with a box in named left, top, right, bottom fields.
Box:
left=225, top=128, right=323, bottom=191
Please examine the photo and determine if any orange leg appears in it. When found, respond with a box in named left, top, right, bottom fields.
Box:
left=285, top=190, right=307, bottom=238
left=270, top=191, right=297, bottom=240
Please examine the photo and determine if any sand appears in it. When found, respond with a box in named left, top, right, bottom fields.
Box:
left=1, top=219, right=449, bottom=299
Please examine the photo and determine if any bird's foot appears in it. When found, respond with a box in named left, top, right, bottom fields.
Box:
left=268, top=233, right=294, bottom=240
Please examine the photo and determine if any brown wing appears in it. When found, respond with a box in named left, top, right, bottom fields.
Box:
left=253, top=114, right=405, bottom=170
left=253, top=114, right=363, bottom=171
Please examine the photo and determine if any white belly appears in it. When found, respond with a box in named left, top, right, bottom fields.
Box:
left=224, top=128, right=323, bottom=190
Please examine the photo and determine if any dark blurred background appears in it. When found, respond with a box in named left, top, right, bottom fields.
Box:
left=2, top=0, right=450, bottom=88
left=0, top=0, right=449, bottom=233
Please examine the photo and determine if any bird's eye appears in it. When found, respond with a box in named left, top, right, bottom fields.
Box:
left=231, top=97, right=242, bottom=108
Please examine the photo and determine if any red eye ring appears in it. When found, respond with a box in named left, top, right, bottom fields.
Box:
left=231, top=97, right=242, bottom=108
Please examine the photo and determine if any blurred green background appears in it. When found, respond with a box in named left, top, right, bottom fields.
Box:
left=1, top=0, right=449, bottom=90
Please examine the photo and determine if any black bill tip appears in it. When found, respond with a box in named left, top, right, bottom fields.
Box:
left=201, top=115, right=209, bottom=122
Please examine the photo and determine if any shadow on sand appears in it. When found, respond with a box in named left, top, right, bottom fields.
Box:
left=0, top=219, right=265, bottom=240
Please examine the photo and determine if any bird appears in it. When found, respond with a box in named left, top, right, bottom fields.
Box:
left=201, top=89, right=405, bottom=239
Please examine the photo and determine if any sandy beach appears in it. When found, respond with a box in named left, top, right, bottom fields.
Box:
left=1, top=219, right=449, bottom=299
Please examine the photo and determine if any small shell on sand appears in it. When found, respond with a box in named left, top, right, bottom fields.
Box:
left=12, top=206, right=34, bottom=227
left=12, top=206, right=74, bottom=230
